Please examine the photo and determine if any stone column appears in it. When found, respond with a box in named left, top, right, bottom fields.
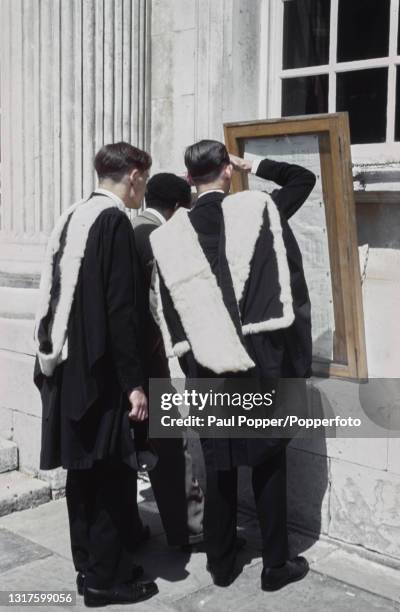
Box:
left=0, top=0, right=150, bottom=482
left=0, top=0, right=150, bottom=282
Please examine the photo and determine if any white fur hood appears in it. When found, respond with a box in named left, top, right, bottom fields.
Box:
left=35, top=194, right=125, bottom=377
left=150, top=190, right=294, bottom=374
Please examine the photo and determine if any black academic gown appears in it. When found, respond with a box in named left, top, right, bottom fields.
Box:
left=159, top=159, right=316, bottom=469
left=132, top=210, right=169, bottom=379
left=34, top=206, right=146, bottom=470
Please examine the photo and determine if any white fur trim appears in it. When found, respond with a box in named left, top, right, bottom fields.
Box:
left=152, top=270, right=190, bottom=359
left=223, top=190, right=294, bottom=334
left=34, top=198, right=87, bottom=344
left=172, top=340, right=191, bottom=357
left=263, top=194, right=295, bottom=330
left=152, top=266, right=175, bottom=359
left=152, top=267, right=191, bottom=359
left=36, top=195, right=125, bottom=376
left=150, top=208, right=255, bottom=374
left=222, top=190, right=266, bottom=303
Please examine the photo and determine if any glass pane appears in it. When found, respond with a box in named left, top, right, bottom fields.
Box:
left=244, top=134, right=335, bottom=363
left=338, top=0, right=390, bottom=62
left=336, top=68, right=388, bottom=144
left=396, top=67, right=400, bottom=141
left=282, top=75, right=329, bottom=116
left=283, top=0, right=330, bottom=69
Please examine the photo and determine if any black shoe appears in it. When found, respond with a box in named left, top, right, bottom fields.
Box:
left=83, top=580, right=158, bottom=607
left=261, top=556, right=309, bottom=592
left=206, top=563, right=239, bottom=587
left=77, top=565, right=144, bottom=596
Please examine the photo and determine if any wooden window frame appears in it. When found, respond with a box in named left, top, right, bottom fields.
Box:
left=224, top=112, right=368, bottom=380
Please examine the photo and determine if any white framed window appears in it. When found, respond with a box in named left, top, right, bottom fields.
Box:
left=264, top=0, right=400, bottom=165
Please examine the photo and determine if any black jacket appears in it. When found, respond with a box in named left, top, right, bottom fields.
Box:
left=34, top=206, right=145, bottom=470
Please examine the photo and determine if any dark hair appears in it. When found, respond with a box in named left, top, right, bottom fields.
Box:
left=94, top=142, right=152, bottom=182
left=145, top=173, right=192, bottom=210
left=184, top=140, right=230, bottom=185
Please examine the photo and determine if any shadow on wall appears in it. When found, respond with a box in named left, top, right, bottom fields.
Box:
left=356, top=201, right=400, bottom=250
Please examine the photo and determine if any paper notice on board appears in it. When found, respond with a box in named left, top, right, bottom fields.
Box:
left=244, top=134, right=334, bottom=362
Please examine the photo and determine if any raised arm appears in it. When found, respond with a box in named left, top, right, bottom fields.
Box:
left=255, top=158, right=316, bottom=220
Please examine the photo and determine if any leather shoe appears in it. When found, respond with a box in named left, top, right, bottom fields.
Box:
left=206, top=563, right=240, bottom=587
left=77, top=565, right=144, bottom=596
left=83, top=579, right=158, bottom=607
left=261, top=556, right=309, bottom=591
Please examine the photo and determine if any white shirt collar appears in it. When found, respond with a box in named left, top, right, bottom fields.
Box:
left=144, top=207, right=167, bottom=225
left=196, top=189, right=225, bottom=200
left=94, top=188, right=126, bottom=211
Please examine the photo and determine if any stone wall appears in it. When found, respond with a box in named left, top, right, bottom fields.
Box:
left=150, top=0, right=262, bottom=173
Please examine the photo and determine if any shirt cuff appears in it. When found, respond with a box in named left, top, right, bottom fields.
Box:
left=251, top=158, right=262, bottom=175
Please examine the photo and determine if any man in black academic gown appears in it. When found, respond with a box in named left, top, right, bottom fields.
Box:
left=132, top=173, right=204, bottom=549
left=150, top=140, right=316, bottom=591
left=34, top=143, right=158, bottom=607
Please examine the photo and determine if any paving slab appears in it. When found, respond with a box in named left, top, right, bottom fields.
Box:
left=316, top=548, right=400, bottom=603
left=0, top=527, right=52, bottom=574
left=0, top=554, right=79, bottom=612
left=131, top=532, right=213, bottom=601
left=171, top=565, right=399, bottom=612
left=0, top=471, right=51, bottom=517
left=0, top=500, right=399, bottom=612
left=0, top=498, right=71, bottom=559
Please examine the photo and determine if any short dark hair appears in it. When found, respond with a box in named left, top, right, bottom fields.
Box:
left=94, top=142, right=152, bottom=182
left=184, top=140, right=230, bottom=185
left=145, top=173, right=192, bottom=210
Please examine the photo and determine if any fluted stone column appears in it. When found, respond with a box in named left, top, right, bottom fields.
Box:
left=0, top=0, right=150, bottom=283
left=0, top=0, right=150, bottom=481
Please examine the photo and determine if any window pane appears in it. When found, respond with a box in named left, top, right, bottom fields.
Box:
left=338, top=0, right=390, bottom=62
left=396, top=67, right=400, bottom=141
left=283, top=0, right=330, bottom=69
left=282, top=75, right=329, bottom=116
left=336, top=68, right=388, bottom=144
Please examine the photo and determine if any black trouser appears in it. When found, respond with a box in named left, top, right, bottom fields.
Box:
left=149, top=435, right=204, bottom=546
left=66, top=460, right=141, bottom=589
left=203, top=448, right=288, bottom=574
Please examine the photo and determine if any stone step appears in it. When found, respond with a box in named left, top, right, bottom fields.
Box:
left=0, top=438, right=18, bottom=473
left=0, top=471, right=51, bottom=517
left=0, top=286, right=38, bottom=319
left=0, top=317, right=36, bottom=355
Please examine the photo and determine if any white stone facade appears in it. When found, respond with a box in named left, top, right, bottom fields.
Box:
left=0, top=0, right=399, bottom=563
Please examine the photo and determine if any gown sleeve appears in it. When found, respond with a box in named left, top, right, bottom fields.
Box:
left=255, top=158, right=316, bottom=220
left=102, top=212, right=145, bottom=394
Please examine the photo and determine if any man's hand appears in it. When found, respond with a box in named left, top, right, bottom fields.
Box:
left=229, top=154, right=252, bottom=173
left=128, top=387, right=148, bottom=421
